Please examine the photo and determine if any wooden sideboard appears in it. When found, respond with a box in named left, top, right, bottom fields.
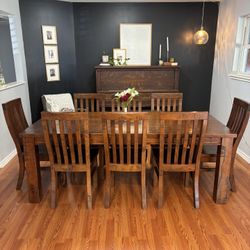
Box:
left=95, top=66, right=180, bottom=93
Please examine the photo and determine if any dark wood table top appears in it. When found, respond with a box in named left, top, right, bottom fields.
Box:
left=20, top=112, right=236, bottom=145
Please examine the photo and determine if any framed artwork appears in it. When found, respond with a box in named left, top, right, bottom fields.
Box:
left=42, top=25, right=57, bottom=45
left=120, top=23, right=152, bottom=66
left=113, top=48, right=126, bottom=66
left=44, top=45, right=59, bottom=63
left=46, top=64, right=60, bottom=82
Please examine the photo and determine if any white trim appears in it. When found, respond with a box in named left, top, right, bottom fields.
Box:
left=0, top=149, right=17, bottom=168
left=229, top=73, right=250, bottom=83
left=0, top=81, right=25, bottom=92
left=237, top=149, right=250, bottom=164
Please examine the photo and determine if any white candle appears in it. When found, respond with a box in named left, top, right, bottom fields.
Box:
left=159, top=44, right=162, bottom=59
left=166, top=37, right=169, bottom=52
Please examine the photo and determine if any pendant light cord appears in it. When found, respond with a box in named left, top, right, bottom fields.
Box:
left=201, top=1, right=205, bottom=28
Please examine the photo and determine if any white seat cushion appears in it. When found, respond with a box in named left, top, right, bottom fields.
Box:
left=42, top=93, right=75, bottom=112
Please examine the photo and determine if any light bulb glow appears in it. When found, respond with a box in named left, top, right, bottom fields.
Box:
left=194, top=27, right=209, bottom=45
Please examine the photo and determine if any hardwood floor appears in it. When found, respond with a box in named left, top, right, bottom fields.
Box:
left=0, top=156, right=249, bottom=249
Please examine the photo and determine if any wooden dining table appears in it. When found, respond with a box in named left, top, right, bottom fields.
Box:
left=20, top=112, right=236, bottom=204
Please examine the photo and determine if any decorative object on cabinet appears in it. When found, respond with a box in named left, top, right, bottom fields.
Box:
left=113, top=48, right=127, bottom=66
left=120, top=23, right=152, bottom=66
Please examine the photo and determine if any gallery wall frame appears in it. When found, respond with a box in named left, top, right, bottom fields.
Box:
left=46, top=64, right=60, bottom=82
left=120, top=23, right=152, bottom=66
left=44, top=45, right=59, bottom=64
left=42, top=25, right=57, bottom=45
left=42, top=25, right=60, bottom=82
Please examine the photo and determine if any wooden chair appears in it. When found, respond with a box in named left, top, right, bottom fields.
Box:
left=41, top=112, right=98, bottom=208
left=202, top=97, right=250, bottom=192
left=102, top=112, right=148, bottom=208
left=151, top=92, right=183, bottom=111
left=73, top=93, right=112, bottom=112
left=152, top=112, right=208, bottom=208
left=2, top=98, right=48, bottom=190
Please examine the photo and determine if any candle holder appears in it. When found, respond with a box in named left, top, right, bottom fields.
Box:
left=159, top=59, right=164, bottom=66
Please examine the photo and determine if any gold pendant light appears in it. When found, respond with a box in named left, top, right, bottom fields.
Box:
left=194, top=1, right=209, bottom=45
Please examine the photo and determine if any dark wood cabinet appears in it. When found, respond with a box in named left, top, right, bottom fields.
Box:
left=95, top=66, right=180, bottom=93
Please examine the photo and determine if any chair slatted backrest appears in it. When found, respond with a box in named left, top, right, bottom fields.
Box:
left=151, top=93, right=183, bottom=112
left=111, top=96, right=144, bottom=112
left=159, top=112, right=208, bottom=170
left=2, top=98, right=28, bottom=153
left=73, top=93, right=111, bottom=112
left=102, top=112, right=148, bottom=165
left=41, top=112, right=91, bottom=168
left=226, top=97, right=250, bottom=149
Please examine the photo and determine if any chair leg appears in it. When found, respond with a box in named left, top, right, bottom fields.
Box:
left=86, top=169, right=92, bottom=209
left=16, top=155, right=25, bottom=190
left=141, top=167, right=146, bottom=209
left=193, top=170, right=199, bottom=208
left=230, top=154, right=236, bottom=192
left=104, top=166, right=111, bottom=208
left=51, top=168, right=57, bottom=208
left=158, top=170, right=164, bottom=208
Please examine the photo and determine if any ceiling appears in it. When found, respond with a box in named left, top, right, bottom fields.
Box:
left=59, top=0, right=220, bottom=2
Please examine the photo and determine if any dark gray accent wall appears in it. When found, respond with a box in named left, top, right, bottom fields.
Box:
left=19, top=0, right=76, bottom=122
left=19, top=1, right=218, bottom=121
left=73, top=3, right=218, bottom=111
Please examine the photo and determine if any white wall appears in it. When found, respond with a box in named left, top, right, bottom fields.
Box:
left=210, top=0, right=250, bottom=163
left=0, top=0, right=31, bottom=167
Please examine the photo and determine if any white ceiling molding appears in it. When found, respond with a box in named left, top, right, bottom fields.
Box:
left=59, top=0, right=220, bottom=2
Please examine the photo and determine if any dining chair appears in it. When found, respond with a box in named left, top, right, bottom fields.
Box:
left=41, top=111, right=99, bottom=208
left=151, top=92, right=183, bottom=111
left=73, top=93, right=112, bottom=112
left=201, top=97, right=250, bottom=192
left=42, top=93, right=75, bottom=112
left=102, top=112, right=148, bottom=208
left=152, top=112, right=208, bottom=208
left=2, top=98, right=48, bottom=190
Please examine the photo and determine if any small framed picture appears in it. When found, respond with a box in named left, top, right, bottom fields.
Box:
left=113, top=48, right=126, bottom=65
left=42, top=25, right=57, bottom=44
left=46, top=64, right=60, bottom=82
left=44, top=45, right=59, bottom=63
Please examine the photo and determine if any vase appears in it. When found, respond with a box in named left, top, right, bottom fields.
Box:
left=123, top=107, right=128, bottom=112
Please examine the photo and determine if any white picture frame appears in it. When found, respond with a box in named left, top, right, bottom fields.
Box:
left=44, top=45, right=59, bottom=64
left=113, top=48, right=126, bottom=66
left=46, top=64, right=60, bottom=82
left=120, top=23, right=152, bottom=66
left=42, top=25, right=57, bottom=45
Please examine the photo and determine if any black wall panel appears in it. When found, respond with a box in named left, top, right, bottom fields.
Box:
left=19, top=1, right=218, bottom=121
left=20, top=0, right=76, bottom=122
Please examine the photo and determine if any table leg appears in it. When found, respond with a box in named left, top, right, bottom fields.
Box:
left=213, top=137, right=233, bottom=203
left=23, top=136, right=42, bottom=203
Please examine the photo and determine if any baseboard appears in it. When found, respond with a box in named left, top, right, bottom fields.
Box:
left=237, top=149, right=250, bottom=164
left=0, top=149, right=17, bottom=168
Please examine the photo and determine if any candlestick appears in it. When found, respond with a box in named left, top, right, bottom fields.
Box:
left=166, top=37, right=169, bottom=61
left=159, top=44, right=162, bottom=59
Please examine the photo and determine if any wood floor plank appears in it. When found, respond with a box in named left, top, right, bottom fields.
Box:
left=0, top=155, right=249, bottom=249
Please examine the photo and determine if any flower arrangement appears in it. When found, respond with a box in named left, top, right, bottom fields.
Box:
left=114, top=87, right=139, bottom=110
